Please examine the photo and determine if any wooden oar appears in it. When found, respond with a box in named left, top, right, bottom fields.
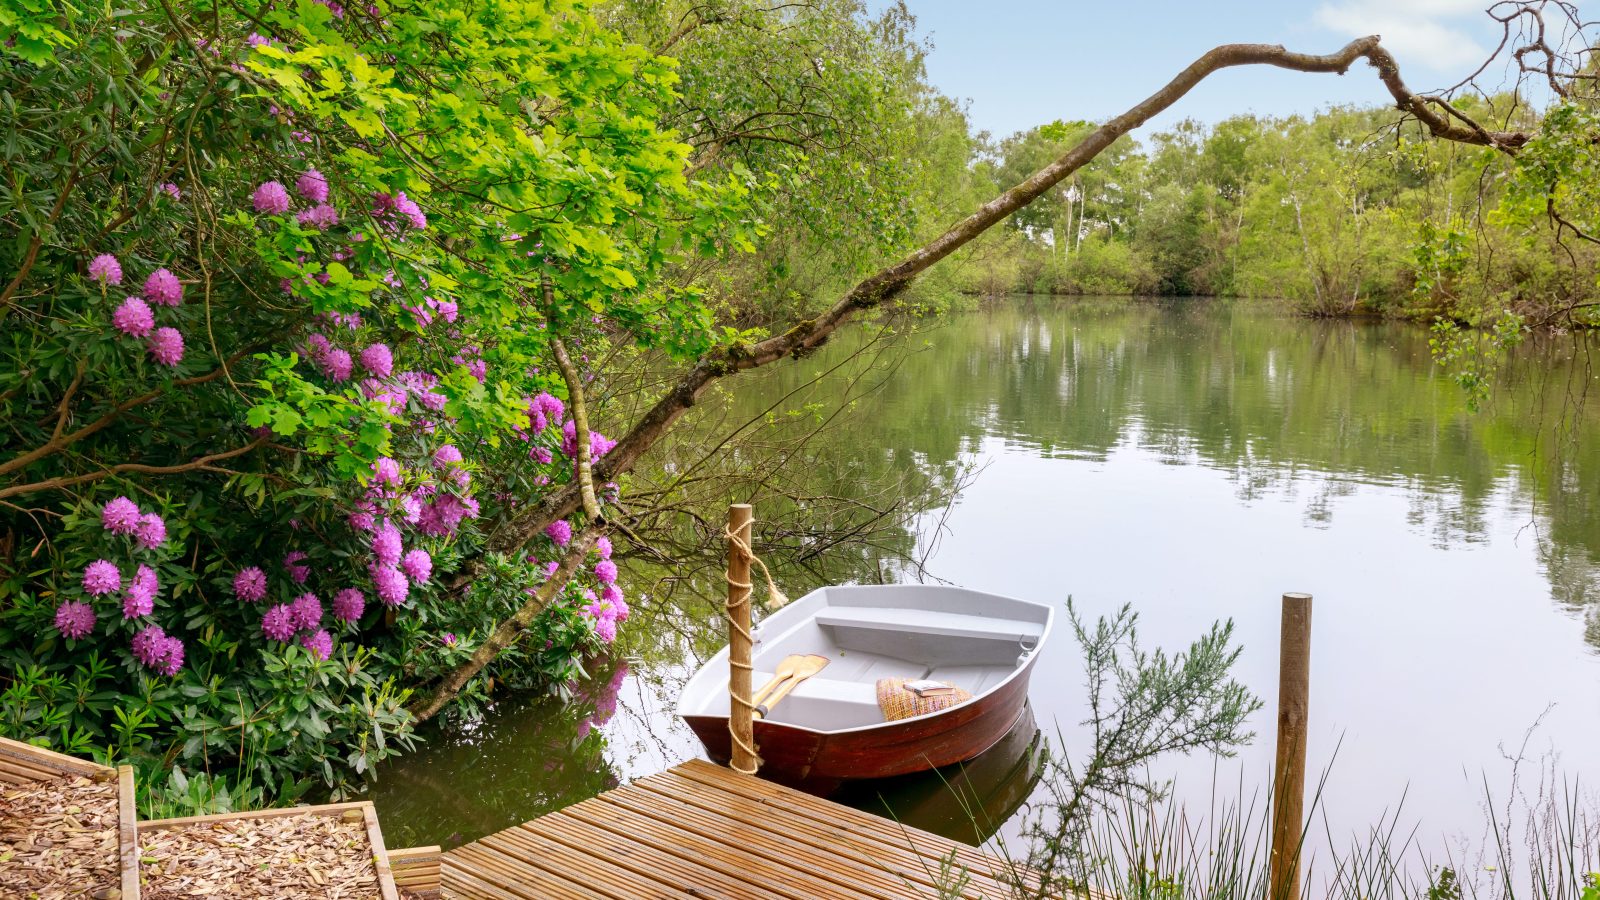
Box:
left=750, top=654, right=812, bottom=711
left=754, top=654, right=829, bottom=719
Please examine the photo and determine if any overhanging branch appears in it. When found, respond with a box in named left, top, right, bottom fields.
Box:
left=468, top=35, right=1535, bottom=579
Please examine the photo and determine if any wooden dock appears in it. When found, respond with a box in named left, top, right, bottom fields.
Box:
left=441, top=758, right=1042, bottom=899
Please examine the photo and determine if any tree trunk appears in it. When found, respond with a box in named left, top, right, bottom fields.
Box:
left=410, top=527, right=600, bottom=722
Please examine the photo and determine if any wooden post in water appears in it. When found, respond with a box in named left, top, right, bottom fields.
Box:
left=726, top=503, right=760, bottom=774
left=1269, top=592, right=1313, bottom=900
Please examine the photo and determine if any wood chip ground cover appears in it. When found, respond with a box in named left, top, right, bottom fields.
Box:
left=139, top=810, right=382, bottom=899
left=0, top=773, right=121, bottom=899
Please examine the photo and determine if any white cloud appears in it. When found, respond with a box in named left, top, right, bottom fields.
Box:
left=1313, top=0, right=1490, bottom=72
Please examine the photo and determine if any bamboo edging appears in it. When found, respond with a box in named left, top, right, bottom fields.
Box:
left=118, top=765, right=141, bottom=900
left=389, top=845, right=443, bottom=897
left=0, top=736, right=137, bottom=899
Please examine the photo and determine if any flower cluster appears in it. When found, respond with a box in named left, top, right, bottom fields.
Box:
left=94, top=253, right=187, bottom=366
left=56, top=497, right=180, bottom=674
left=132, top=625, right=185, bottom=676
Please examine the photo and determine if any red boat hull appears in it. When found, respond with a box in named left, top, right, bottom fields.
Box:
left=684, top=660, right=1034, bottom=794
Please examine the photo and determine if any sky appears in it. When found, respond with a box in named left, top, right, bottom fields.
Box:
left=873, top=0, right=1549, bottom=139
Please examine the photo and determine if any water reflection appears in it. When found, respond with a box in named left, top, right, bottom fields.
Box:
left=372, top=298, right=1600, bottom=857
left=368, top=659, right=630, bottom=849
left=832, top=703, right=1043, bottom=845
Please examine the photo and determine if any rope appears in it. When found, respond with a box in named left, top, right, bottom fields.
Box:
left=722, top=522, right=786, bottom=775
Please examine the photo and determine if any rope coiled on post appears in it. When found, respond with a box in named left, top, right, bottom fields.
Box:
left=722, top=522, right=788, bottom=775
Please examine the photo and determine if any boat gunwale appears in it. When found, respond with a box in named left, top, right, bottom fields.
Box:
left=676, top=585, right=1055, bottom=738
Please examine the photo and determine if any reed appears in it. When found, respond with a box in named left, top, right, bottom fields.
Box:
left=952, top=752, right=1600, bottom=900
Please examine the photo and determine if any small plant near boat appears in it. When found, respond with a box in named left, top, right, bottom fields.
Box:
left=1009, top=601, right=1261, bottom=898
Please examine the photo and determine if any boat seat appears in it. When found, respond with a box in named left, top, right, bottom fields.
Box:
left=814, top=607, right=1044, bottom=643
left=749, top=673, right=877, bottom=705
left=749, top=673, right=884, bottom=729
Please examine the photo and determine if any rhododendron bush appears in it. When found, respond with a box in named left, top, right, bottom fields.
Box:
left=0, top=0, right=752, bottom=801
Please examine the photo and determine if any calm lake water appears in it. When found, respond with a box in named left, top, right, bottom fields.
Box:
left=369, top=298, right=1600, bottom=866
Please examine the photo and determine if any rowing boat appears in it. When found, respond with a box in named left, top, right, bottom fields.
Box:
left=677, top=584, right=1053, bottom=794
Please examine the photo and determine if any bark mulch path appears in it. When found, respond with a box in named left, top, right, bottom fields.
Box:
left=139, top=809, right=384, bottom=899
left=0, top=773, right=122, bottom=899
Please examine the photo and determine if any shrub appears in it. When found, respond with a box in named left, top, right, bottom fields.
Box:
left=0, top=0, right=738, bottom=804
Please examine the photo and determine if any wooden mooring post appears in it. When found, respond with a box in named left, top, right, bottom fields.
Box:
left=1269, top=591, right=1313, bottom=900
left=726, top=503, right=760, bottom=774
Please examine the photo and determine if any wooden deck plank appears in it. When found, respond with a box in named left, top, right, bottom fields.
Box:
left=564, top=797, right=862, bottom=900
left=447, top=842, right=611, bottom=900
left=482, top=825, right=693, bottom=899
left=673, top=759, right=1038, bottom=891
left=441, top=760, right=1055, bottom=900
left=638, top=769, right=1018, bottom=897
left=533, top=811, right=788, bottom=900
left=597, top=782, right=917, bottom=898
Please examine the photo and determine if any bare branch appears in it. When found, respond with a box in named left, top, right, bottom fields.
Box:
left=0, top=439, right=267, bottom=501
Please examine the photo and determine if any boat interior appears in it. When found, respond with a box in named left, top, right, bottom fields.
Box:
left=679, top=585, right=1052, bottom=733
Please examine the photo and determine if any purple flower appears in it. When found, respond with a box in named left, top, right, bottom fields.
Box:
left=88, top=254, right=122, bottom=286
left=130, top=627, right=183, bottom=675
left=348, top=501, right=377, bottom=532
left=395, top=493, right=421, bottom=525
left=131, top=625, right=166, bottom=666
left=433, top=444, right=463, bottom=468
left=300, top=628, right=333, bottom=661
left=155, top=636, right=184, bottom=676
left=143, top=268, right=183, bottom=306
left=395, top=193, right=426, bottom=229
left=55, top=601, right=96, bottom=639
left=102, top=496, right=142, bottom=534
left=304, top=332, right=332, bottom=364
left=123, top=565, right=157, bottom=619
left=283, top=550, right=310, bottom=584
left=373, top=191, right=426, bottom=231
left=596, top=536, right=613, bottom=560
left=371, top=457, right=402, bottom=488
left=441, top=632, right=458, bottom=647
left=296, top=168, right=329, bottom=203
left=134, top=513, right=167, bottom=550
left=561, top=421, right=615, bottom=458
left=371, top=522, right=403, bottom=566
left=161, top=183, right=182, bottom=200
left=331, top=588, right=365, bottom=623
left=233, top=566, right=268, bottom=602
left=320, top=347, right=353, bottom=382
left=401, top=549, right=431, bottom=584
left=289, top=592, right=323, bottom=631
left=113, top=297, right=155, bottom=337
left=261, top=604, right=296, bottom=641
left=359, top=343, right=393, bottom=378
left=594, top=615, right=617, bottom=644
left=594, top=559, right=618, bottom=585
left=83, top=560, right=121, bottom=596
left=545, top=519, right=572, bottom=547
left=147, top=327, right=184, bottom=366
left=371, top=564, right=409, bottom=606
left=532, top=392, right=564, bottom=430
left=252, top=180, right=291, bottom=214
left=296, top=203, right=340, bottom=230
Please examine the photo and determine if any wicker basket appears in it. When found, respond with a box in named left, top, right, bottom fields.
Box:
left=875, top=678, right=973, bottom=721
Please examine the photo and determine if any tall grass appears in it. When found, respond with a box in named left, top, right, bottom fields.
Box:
left=968, top=756, right=1600, bottom=899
